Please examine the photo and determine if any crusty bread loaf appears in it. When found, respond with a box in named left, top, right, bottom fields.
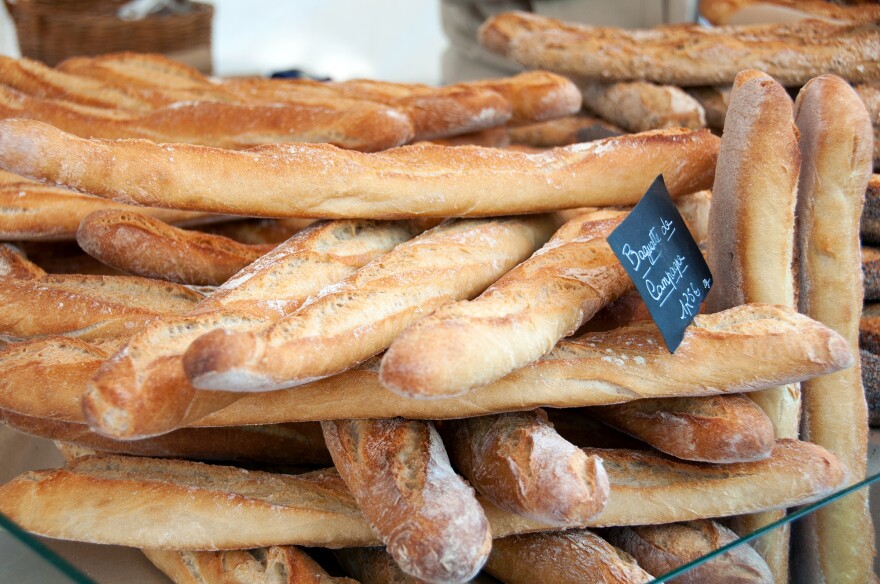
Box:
left=700, top=0, right=880, bottom=25
left=589, top=395, right=775, bottom=463
left=860, top=175, right=880, bottom=243
left=456, top=71, right=581, bottom=125
left=853, top=84, right=879, bottom=169
left=184, top=216, right=556, bottom=392
left=380, top=212, right=630, bottom=399
left=322, top=418, right=491, bottom=584
left=144, top=547, right=357, bottom=584
left=83, top=219, right=419, bottom=439
left=479, top=11, right=880, bottom=86
left=606, top=520, right=773, bottom=583
left=0, top=408, right=331, bottom=465
left=579, top=80, right=706, bottom=133
left=506, top=114, right=624, bottom=148
left=0, top=272, right=202, bottom=341
left=76, top=210, right=274, bottom=285
left=674, top=190, right=712, bottom=246
left=793, top=74, right=875, bottom=584
left=0, top=169, right=211, bottom=241
left=0, top=119, right=719, bottom=218
left=687, top=86, right=731, bottom=131
left=0, top=441, right=843, bottom=549
left=485, top=530, right=652, bottom=584
left=438, top=410, right=609, bottom=526
left=0, top=243, right=45, bottom=279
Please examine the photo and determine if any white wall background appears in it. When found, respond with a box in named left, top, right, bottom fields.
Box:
left=0, top=0, right=447, bottom=84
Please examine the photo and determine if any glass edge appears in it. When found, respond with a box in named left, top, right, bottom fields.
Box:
left=648, top=471, right=880, bottom=583
left=0, top=511, right=95, bottom=584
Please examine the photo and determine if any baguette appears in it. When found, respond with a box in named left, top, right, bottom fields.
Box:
left=0, top=441, right=843, bottom=549
left=687, top=86, right=731, bottom=131
left=853, top=83, right=879, bottom=170
left=76, top=210, right=274, bottom=285
left=0, top=169, right=211, bottom=241
left=456, top=71, right=582, bottom=125
left=579, top=80, right=706, bottom=133
left=438, top=410, right=609, bottom=526
left=479, top=11, right=880, bottom=86
left=0, top=408, right=331, bottom=466
left=144, top=547, right=357, bottom=584
left=863, top=245, right=880, bottom=301
left=704, top=69, right=800, bottom=581
left=606, top=521, right=773, bottom=583
left=0, top=243, right=45, bottom=279
left=380, top=212, right=629, bottom=399
left=506, top=114, right=624, bottom=148
left=861, top=349, right=880, bottom=427
left=860, top=174, right=880, bottom=243
left=589, top=395, right=775, bottom=463
left=699, top=0, right=880, bottom=25
left=793, top=74, right=875, bottom=584
left=83, top=219, right=419, bottom=439
left=322, top=418, right=491, bottom=584
left=184, top=216, right=556, bottom=392
left=484, top=530, right=652, bottom=584
left=0, top=119, right=720, bottom=218
left=0, top=305, right=851, bottom=429
left=0, top=273, right=202, bottom=341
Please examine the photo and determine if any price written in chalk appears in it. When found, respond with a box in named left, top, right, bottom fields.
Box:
left=608, top=176, right=713, bottom=353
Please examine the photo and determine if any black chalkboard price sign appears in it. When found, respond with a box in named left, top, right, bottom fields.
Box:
left=607, top=175, right=713, bottom=353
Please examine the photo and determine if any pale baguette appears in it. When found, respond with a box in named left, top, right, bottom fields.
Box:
left=0, top=305, right=851, bottom=428
left=0, top=273, right=202, bottom=341
left=380, top=212, right=628, bottom=399
left=579, top=80, right=706, bottom=133
left=438, top=410, right=609, bottom=526
left=0, top=441, right=842, bottom=549
left=83, top=219, right=420, bottom=439
left=606, top=521, right=773, bottom=583
left=184, top=216, right=556, bottom=392
left=144, top=547, right=357, bottom=584
left=322, top=418, right=491, bottom=584
left=0, top=119, right=719, bottom=218
left=485, top=530, right=651, bottom=584
left=793, top=74, right=875, bottom=584
left=479, top=11, right=880, bottom=86
left=589, top=394, right=775, bottom=463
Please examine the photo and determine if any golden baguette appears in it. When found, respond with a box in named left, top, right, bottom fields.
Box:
left=578, top=80, right=706, bottom=133
left=0, top=273, right=202, bottom=341
left=83, top=219, right=420, bottom=439
left=793, top=75, right=875, bottom=584
left=76, top=210, right=274, bottom=285
left=699, top=0, right=880, bottom=25
left=589, top=395, right=775, bottom=463
left=379, top=212, right=630, bottom=399
left=455, top=71, right=582, bottom=125
left=0, top=305, right=851, bottom=428
left=0, top=441, right=842, bottom=549
left=438, top=410, right=609, bottom=526
left=479, top=11, right=880, bottom=86
left=484, top=530, right=652, bottom=584
left=0, top=119, right=719, bottom=218
left=183, top=216, right=556, bottom=392
left=323, top=418, right=491, bottom=584
left=0, top=408, right=331, bottom=466
left=606, top=521, right=773, bottom=583
left=0, top=243, right=45, bottom=279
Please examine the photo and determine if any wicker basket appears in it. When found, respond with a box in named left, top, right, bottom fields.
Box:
left=4, top=0, right=213, bottom=72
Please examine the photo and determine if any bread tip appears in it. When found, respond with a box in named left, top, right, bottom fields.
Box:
left=81, top=385, right=133, bottom=438
left=182, top=328, right=278, bottom=391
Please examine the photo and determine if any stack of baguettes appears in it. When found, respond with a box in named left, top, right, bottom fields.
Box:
left=0, top=41, right=871, bottom=584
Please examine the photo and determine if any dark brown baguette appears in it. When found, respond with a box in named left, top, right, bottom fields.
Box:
left=606, top=521, right=773, bottom=583
left=0, top=119, right=719, bottom=218
left=0, top=408, right=331, bottom=466
left=184, top=216, right=556, bottom=392
left=861, top=175, right=880, bottom=243
left=863, top=245, right=880, bottom=301
left=438, top=410, right=609, bottom=526
left=322, top=418, right=491, bottom=584
left=0, top=441, right=843, bottom=549
left=83, top=219, right=419, bottom=439
left=484, top=530, right=652, bottom=584
left=380, top=211, right=630, bottom=399
left=76, top=209, right=274, bottom=285
left=589, top=395, right=775, bottom=463
left=479, top=11, right=880, bottom=86
left=144, top=547, right=357, bottom=584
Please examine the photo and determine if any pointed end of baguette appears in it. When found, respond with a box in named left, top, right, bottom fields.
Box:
left=183, top=328, right=277, bottom=392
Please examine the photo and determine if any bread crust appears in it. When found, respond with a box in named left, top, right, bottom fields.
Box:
left=184, top=216, right=556, bottom=392
left=322, top=418, right=491, bottom=584
left=506, top=114, right=624, bottom=148
left=0, top=119, right=719, bottom=218
left=700, top=0, right=880, bottom=25
left=579, top=81, right=706, bottom=133
left=793, top=74, right=875, bottom=584
left=479, top=11, right=880, bottom=86
left=380, top=212, right=630, bottom=399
